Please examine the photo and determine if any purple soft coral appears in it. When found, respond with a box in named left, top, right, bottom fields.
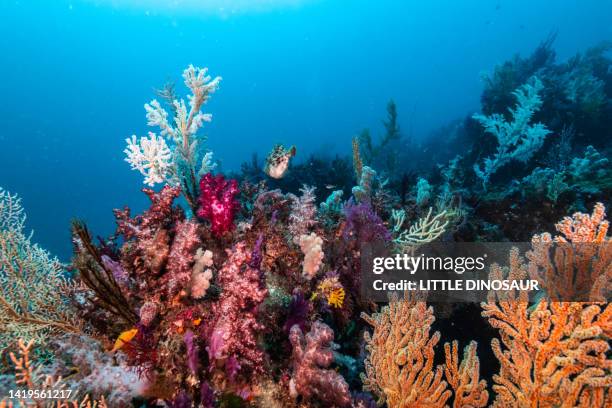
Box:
left=343, top=199, right=391, bottom=243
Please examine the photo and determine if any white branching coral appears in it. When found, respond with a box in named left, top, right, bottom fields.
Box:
left=0, top=188, right=81, bottom=353
left=299, top=233, right=324, bottom=280
left=392, top=207, right=449, bottom=249
left=125, top=65, right=221, bottom=209
left=473, top=77, right=552, bottom=188
left=124, top=133, right=174, bottom=186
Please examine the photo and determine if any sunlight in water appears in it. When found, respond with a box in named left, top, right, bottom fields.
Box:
left=87, top=0, right=315, bottom=15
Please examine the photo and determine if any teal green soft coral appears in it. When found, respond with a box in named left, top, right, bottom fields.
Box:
left=473, top=77, right=551, bottom=189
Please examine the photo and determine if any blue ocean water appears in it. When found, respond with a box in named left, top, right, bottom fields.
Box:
left=1, top=0, right=610, bottom=260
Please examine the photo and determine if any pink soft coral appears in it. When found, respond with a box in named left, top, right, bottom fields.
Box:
left=197, top=173, right=240, bottom=236
left=206, top=242, right=267, bottom=382
left=166, top=220, right=201, bottom=296
left=289, top=321, right=351, bottom=407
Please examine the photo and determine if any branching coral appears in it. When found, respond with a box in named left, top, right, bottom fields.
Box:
left=0, top=188, right=81, bottom=352
left=392, top=207, right=449, bottom=249
left=416, top=177, right=432, bottom=206
left=47, top=335, right=147, bottom=406
left=361, top=292, right=488, bottom=408
left=126, top=65, right=221, bottom=210
left=529, top=202, right=611, bottom=301
left=444, top=341, right=489, bottom=408
left=473, top=77, right=551, bottom=188
left=124, top=132, right=174, bottom=186
left=288, top=321, right=351, bottom=407
left=190, top=248, right=214, bottom=299
left=343, top=200, right=391, bottom=243
left=164, top=220, right=202, bottom=297
left=482, top=246, right=611, bottom=407
left=361, top=292, right=451, bottom=407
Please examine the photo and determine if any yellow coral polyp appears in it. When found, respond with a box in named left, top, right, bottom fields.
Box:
left=327, top=287, right=345, bottom=308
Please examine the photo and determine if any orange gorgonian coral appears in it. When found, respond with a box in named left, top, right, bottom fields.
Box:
left=529, top=202, right=611, bottom=301
left=0, top=339, right=108, bottom=408
left=361, top=291, right=488, bottom=408
left=482, top=212, right=612, bottom=408
left=444, top=341, right=489, bottom=408
left=361, top=292, right=447, bottom=407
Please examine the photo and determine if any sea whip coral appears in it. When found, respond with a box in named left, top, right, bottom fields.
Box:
left=207, top=242, right=267, bottom=381
left=288, top=321, right=352, bottom=407
left=197, top=173, right=240, bottom=236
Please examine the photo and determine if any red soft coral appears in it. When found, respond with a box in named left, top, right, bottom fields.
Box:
left=197, top=173, right=240, bottom=237
left=114, top=185, right=183, bottom=241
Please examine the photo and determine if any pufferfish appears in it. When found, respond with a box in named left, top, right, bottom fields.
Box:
left=264, top=144, right=296, bottom=179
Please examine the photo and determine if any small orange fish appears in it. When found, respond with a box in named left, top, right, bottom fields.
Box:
left=111, top=328, right=138, bottom=352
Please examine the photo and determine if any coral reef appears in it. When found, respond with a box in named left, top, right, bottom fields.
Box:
left=3, top=49, right=610, bottom=407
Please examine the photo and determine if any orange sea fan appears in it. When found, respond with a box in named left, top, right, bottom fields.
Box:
left=482, top=204, right=612, bottom=407
left=361, top=291, right=489, bottom=408
left=361, top=291, right=451, bottom=408
left=529, top=202, right=611, bottom=302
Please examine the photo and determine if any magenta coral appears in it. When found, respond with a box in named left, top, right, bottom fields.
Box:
left=206, top=242, right=267, bottom=381
left=197, top=173, right=240, bottom=236
left=289, top=321, right=352, bottom=407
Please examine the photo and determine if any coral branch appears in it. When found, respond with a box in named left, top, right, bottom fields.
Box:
left=0, top=188, right=82, bottom=351
left=361, top=292, right=451, bottom=407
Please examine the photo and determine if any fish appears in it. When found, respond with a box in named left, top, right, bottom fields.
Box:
left=110, top=328, right=138, bottom=352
